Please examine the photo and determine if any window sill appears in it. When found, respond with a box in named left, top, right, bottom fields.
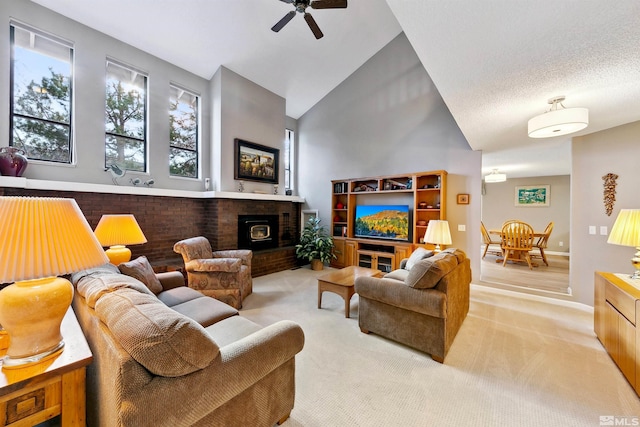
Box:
left=0, top=176, right=305, bottom=203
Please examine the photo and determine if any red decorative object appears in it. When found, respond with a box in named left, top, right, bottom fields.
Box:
left=336, top=202, right=344, bottom=209
left=0, top=147, right=28, bottom=177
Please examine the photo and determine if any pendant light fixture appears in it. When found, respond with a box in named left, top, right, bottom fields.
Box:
left=485, top=169, right=507, bottom=183
left=528, top=96, right=588, bottom=138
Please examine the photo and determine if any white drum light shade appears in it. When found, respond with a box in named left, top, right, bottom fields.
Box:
left=528, top=96, right=589, bottom=139
left=485, top=169, right=507, bottom=183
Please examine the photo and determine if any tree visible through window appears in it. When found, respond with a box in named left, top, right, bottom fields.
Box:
left=105, top=60, right=147, bottom=171
left=169, top=85, right=198, bottom=178
left=10, top=23, right=74, bottom=163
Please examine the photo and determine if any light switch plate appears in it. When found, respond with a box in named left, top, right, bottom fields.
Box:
left=458, top=224, right=466, bottom=232
left=589, top=226, right=596, bottom=235
left=600, top=226, right=607, bottom=235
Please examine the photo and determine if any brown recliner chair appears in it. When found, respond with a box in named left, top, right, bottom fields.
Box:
left=173, top=236, right=252, bottom=309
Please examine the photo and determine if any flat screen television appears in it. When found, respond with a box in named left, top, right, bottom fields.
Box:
left=354, top=205, right=410, bottom=242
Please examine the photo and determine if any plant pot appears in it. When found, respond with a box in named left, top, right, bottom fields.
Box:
left=310, top=259, right=324, bottom=271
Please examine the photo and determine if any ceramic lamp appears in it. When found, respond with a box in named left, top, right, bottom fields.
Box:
left=93, top=214, right=147, bottom=265
left=0, top=197, right=108, bottom=367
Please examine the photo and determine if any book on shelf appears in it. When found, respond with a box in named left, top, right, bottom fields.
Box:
left=333, top=182, right=349, bottom=193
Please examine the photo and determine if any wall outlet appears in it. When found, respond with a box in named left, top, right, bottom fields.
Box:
left=600, top=226, right=608, bottom=235
left=589, top=226, right=596, bottom=235
left=559, top=241, right=563, bottom=247
left=458, top=224, right=466, bottom=232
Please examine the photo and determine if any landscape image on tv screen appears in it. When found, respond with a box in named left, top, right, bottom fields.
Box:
left=354, top=205, right=409, bottom=241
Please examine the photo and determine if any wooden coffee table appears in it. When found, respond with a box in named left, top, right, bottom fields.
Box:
left=317, top=266, right=382, bottom=318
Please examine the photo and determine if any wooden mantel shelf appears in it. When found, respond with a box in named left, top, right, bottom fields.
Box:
left=0, top=176, right=305, bottom=203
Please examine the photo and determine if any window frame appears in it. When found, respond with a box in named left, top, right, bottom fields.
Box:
left=284, top=128, right=295, bottom=191
left=104, top=58, right=148, bottom=172
left=9, top=21, right=75, bottom=164
left=169, top=83, right=200, bottom=178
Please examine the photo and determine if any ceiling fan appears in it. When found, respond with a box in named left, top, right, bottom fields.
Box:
left=271, top=0, right=348, bottom=40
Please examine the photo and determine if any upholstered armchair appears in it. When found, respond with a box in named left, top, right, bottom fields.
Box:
left=173, top=236, right=252, bottom=309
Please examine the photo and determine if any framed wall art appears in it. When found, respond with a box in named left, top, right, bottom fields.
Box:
left=515, top=185, right=550, bottom=207
left=457, top=194, right=470, bottom=204
left=234, top=139, right=279, bottom=184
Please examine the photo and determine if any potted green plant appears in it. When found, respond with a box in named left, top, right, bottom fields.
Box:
left=295, top=217, right=336, bottom=270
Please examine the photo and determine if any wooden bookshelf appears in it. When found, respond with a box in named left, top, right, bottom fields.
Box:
left=330, top=170, right=447, bottom=268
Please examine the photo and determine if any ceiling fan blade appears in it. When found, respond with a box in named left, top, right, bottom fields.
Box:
left=271, top=11, right=296, bottom=32
left=278, top=0, right=295, bottom=3
left=311, top=0, right=347, bottom=9
left=304, top=13, right=324, bottom=39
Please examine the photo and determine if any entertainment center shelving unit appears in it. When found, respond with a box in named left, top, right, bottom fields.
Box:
left=330, top=170, right=447, bottom=271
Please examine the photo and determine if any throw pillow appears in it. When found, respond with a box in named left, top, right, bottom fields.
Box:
left=406, top=253, right=459, bottom=289
left=119, top=256, right=163, bottom=295
left=95, top=288, right=218, bottom=377
left=405, top=247, right=434, bottom=270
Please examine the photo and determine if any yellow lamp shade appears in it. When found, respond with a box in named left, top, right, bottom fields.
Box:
left=608, top=209, right=640, bottom=279
left=0, top=197, right=109, bottom=367
left=93, top=214, right=147, bottom=264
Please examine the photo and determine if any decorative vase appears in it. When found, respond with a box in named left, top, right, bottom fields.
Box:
left=0, top=147, right=28, bottom=177
left=311, top=259, right=324, bottom=271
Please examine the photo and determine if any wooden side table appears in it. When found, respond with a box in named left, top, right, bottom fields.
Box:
left=0, top=307, right=92, bottom=426
left=317, top=266, right=382, bottom=318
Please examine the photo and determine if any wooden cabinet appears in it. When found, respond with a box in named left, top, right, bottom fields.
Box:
left=594, top=272, right=640, bottom=394
left=330, top=170, right=447, bottom=269
left=0, top=308, right=92, bottom=426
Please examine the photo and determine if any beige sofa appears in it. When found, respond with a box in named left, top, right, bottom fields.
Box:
left=71, top=258, right=304, bottom=427
left=354, top=248, right=471, bottom=362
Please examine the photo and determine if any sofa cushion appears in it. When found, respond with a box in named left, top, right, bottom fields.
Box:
left=76, top=273, right=154, bottom=308
left=171, top=297, right=238, bottom=328
left=384, top=269, right=409, bottom=282
left=157, top=286, right=206, bottom=307
left=119, top=256, right=163, bottom=295
left=405, top=247, right=434, bottom=270
left=441, top=248, right=466, bottom=263
left=406, top=252, right=459, bottom=289
left=71, top=263, right=120, bottom=287
left=95, top=288, right=219, bottom=377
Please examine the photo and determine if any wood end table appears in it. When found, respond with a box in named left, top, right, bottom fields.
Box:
left=317, top=266, right=382, bottom=318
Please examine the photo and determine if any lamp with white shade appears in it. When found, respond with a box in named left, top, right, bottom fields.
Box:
left=424, top=220, right=452, bottom=253
left=607, top=209, right=640, bottom=279
left=0, top=197, right=109, bottom=367
left=93, top=214, right=147, bottom=265
left=528, top=95, right=589, bottom=138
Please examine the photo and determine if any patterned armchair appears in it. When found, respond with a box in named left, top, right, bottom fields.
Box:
left=173, top=236, right=252, bottom=309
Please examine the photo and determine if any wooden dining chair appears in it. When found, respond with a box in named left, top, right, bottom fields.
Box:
left=532, top=221, right=554, bottom=266
left=500, top=221, right=535, bottom=269
left=480, top=221, right=502, bottom=258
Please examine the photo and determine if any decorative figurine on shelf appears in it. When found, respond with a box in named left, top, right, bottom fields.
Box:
left=273, top=185, right=278, bottom=195
left=238, top=181, right=244, bottom=192
left=336, top=202, right=344, bottom=209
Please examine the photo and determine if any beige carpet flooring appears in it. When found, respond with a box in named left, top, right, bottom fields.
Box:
left=240, top=267, right=640, bottom=427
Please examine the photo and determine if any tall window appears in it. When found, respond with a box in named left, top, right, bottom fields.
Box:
left=105, top=59, right=147, bottom=171
left=10, top=22, right=74, bottom=163
left=284, top=128, right=294, bottom=191
left=169, top=84, right=199, bottom=178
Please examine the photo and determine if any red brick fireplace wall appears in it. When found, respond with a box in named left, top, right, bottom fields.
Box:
left=0, top=187, right=301, bottom=277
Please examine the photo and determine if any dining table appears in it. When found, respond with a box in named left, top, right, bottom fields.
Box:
left=488, top=228, right=545, bottom=266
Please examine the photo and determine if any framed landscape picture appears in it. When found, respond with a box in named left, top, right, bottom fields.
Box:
left=515, top=185, right=550, bottom=207
left=234, top=139, right=279, bottom=184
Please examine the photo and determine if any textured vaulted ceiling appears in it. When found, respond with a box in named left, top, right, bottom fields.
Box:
left=31, top=0, right=640, bottom=178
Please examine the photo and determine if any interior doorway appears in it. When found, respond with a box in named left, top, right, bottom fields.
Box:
left=479, top=175, right=571, bottom=297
